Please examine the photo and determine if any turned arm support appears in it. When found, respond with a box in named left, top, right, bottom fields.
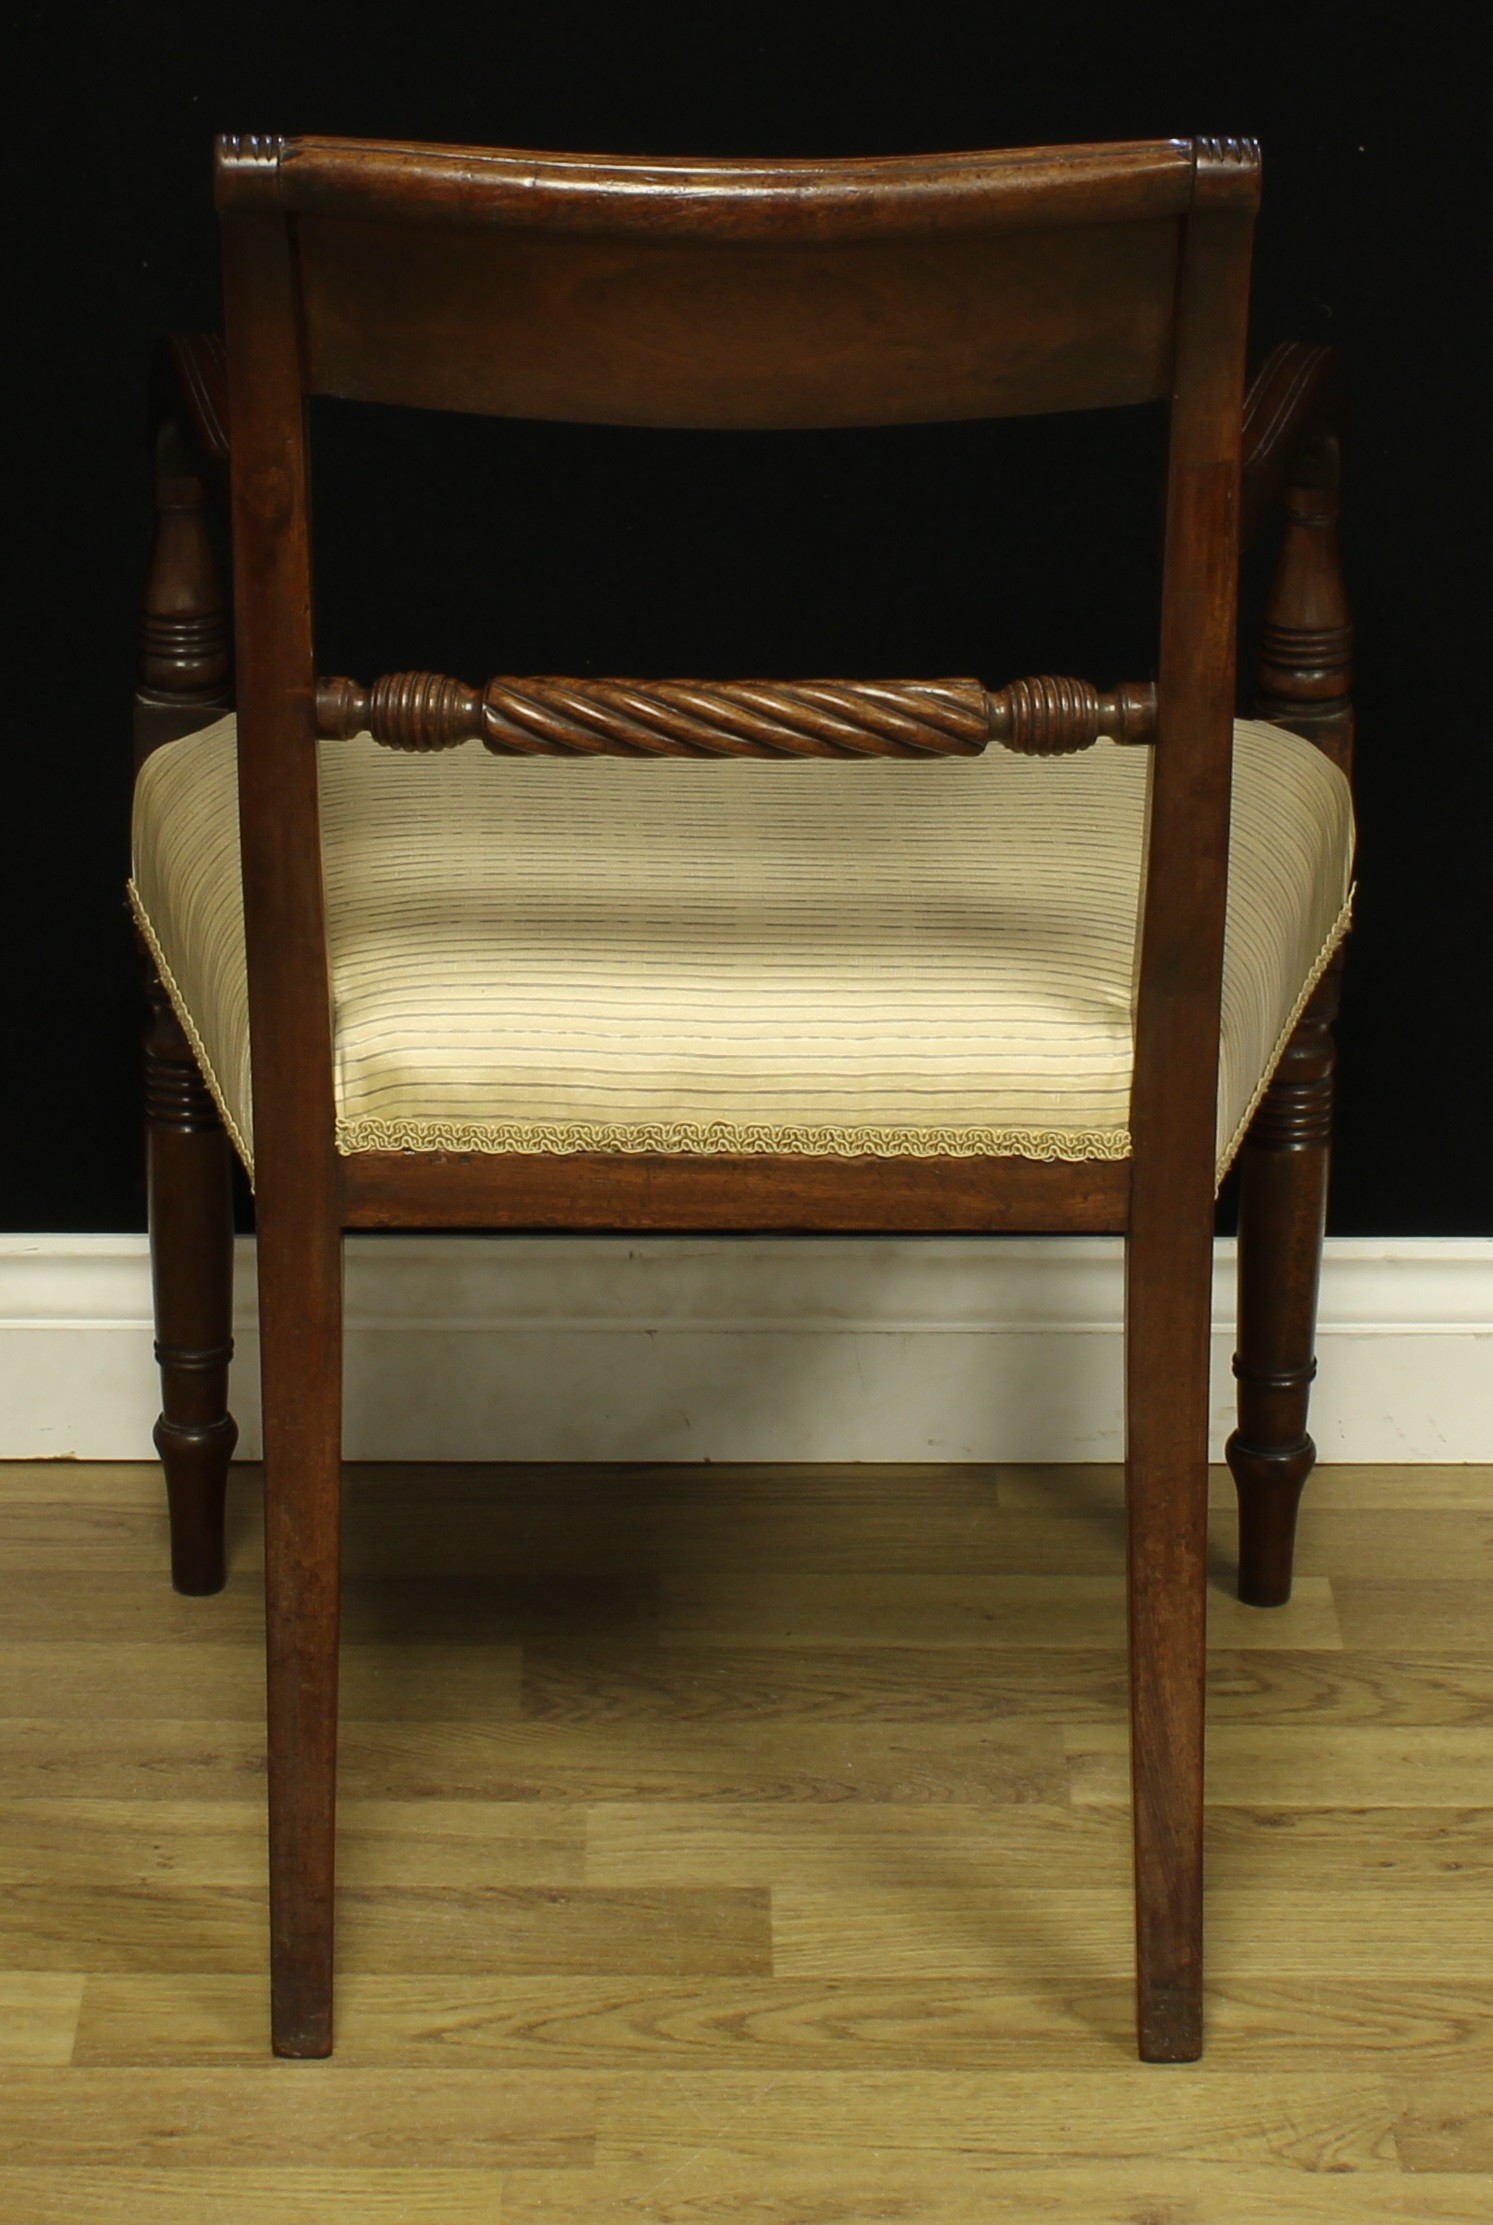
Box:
left=314, top=671, right=1158, bottom=759
left=1241, top=341, right=1346, bottom=552
left=135, top=334, right=232, bottom=764
left=1241, top=342, right=1353, bottom=773
left=161, top=332, right=231, bottom=484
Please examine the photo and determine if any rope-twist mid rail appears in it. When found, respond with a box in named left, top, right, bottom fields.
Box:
left=314, top=673, right=1158, bottom=759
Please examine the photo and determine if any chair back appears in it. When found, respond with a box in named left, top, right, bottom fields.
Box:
left=215, top=131, right=1259, bottom=1224
left=225, top=135, right=1225, bottom=428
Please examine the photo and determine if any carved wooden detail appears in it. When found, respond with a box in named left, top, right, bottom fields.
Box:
left=1255, top=432, right=1353, bottom=772
left=165, top=332, right=231, bottom=477
left=215, top=132, right=288, bottom=209
left=1191, top=137, right=1263, bottom=208
left=986, top=675, right=1156, bottom=755
left=1245, top=970, right=1339, bottom=1154
left=318, top=671, right=480, bottom=753
left=316, top=672, right=1157, bottom=759
left=1195, top=135, right=1261, bottom=165
left=219, top=130, right=287, bottom=162
left=134, top=418, right=231, bottom=762
left=1240, top=342, right=1345, bottom=551
left=1225, top=955, right=1342, bottom=1607
left=143, top=974, right=221, bottom=1136
left=143, top=972, right=238, bottom=1596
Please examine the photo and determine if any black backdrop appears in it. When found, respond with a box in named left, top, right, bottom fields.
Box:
left=9, top=1, right=1489, bottom=1233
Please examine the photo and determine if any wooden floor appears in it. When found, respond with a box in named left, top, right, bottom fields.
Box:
left=2, top=1458, right=1491, bottom=2221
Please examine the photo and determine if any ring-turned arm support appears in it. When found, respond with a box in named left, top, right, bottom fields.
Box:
left=1240, top=341, right=1346, bottom=553
left=134, top=334, right=233, bottom=764
left=1241, top=342, right=1352, bottom=772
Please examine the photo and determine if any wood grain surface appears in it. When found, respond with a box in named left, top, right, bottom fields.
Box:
left=3, top=1456, right=1488, bottom=2218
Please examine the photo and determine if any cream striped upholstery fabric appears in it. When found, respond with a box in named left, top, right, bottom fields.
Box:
left=129, top=715, right=1352, bottom=1180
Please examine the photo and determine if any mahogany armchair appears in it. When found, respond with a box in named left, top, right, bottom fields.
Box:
left=130, top=133, right=1354, bottom=2061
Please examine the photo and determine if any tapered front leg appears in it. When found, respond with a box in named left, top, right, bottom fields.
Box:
left=145, top=972, right=238, bottom=1594
left=1230, top=411, right=1351, bottom=1608
left=1226, top=959, right=1339, bottom=1605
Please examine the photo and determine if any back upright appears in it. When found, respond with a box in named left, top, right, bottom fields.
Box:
left=214, top=134, right=1232, bottom=429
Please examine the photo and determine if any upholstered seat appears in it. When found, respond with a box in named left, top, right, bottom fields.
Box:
left=130, top=712, right=1352, bottom=1179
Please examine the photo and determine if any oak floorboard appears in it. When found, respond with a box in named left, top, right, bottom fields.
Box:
left=3, top=1456, right=1491, bottom=2208
left=0, top=1719, right=267, bottom=1800
left=1333, top=1581, right=1493, bottom=1655
left=0, top=1880, right=268, bottom=1971
left=990, top=1463, right=1493, bottom=1514
left=0, top=1868, right=765, bottom=1975
left=0, top=1461, right=166, bottom=1505
left=584, top=1799, right=1493, bottom=1888
left=400, top=1506, right=1489, bottom=1585
left=500, top=2163, right=1493, bottom=2222
left=4, top=2061, right=1399, bottom=2175
left=523, top=1643, right=1493, bottom=1725
left=1198, top=1980, right=1493, bottom=2069
left=656, top=1572, right=1343, bottom=1650
left=1200, top=1652, right=1493, bottom=1727
left=1288, top=1511, right=1493, bottom=1580
left=0, top=1973, right=84, bottom=2063
left=1066, top=1722, right=1493, bottom=1807
left=341, top=1500, right=1127, bottom=1578
left=0, top=2066, right=589, bottom=2167
left=334, top=1885, right=772, bottom=1977
left=587, top=1801, right=1128, bottom=1887
left=1259, top=1464, right=1493, bottom=1511
left=342, top=1576, right=664, bottom=1645
left=0, top=1500, right=171, bottom=1571
left=1199, top=1806, right=1493, bottom=1882
left=72, top=1971, right=1493, bottom=2073
left=336, top=1716, right=1067, bottom=1804
left=0, top=1878, right=768, bottom=1977
left=0, top=1642, right=523, bottom=1720
left=0, top=1799, right=585, bottom=1887
left=523, top=1643, right=1138, bottom=1723
left=343, top=1462, right=1022, bottom=1507
left=331, top=1508, right=1151, bottom=1579
left=0, top=1570, right=662, bottom=1646
left=589, top=2065, right=1400, bottom=2172
left=0, top=2172, right=507, bottom=2225
left=1391, top=2085, right=1493, bottom=2172
left=2, top=1458, right=1486, bottom=1514
left=0, top=1571, right=267, bottom=1644
left=772, top=1882, right=1493, bottom=1979
left=71, top=1970, right=1139, bottom=2069
left=7, top=2163, right=1493, bottom=2225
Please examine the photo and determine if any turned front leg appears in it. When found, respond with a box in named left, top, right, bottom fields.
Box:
left=1226, top=959, right=1340, bottom=1605
left=1229, top=398, right=1352, bottom=1606
left=146, top=973, right=238, bottom=1593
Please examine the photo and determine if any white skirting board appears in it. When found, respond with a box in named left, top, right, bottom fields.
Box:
left=1, top=1234, right=1488, bottom=1465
